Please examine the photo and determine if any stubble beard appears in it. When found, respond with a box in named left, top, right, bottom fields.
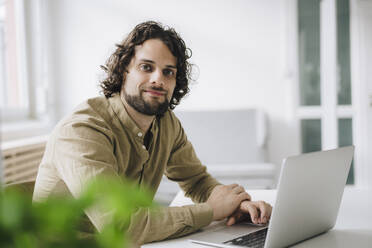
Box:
left=123, top=89, right=170, bottom=116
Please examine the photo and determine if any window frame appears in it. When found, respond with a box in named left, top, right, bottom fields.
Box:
left=287, top=0, right=362, bottom=187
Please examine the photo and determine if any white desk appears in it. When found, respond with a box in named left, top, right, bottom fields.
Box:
left=143, top=188, right=372, bottom=247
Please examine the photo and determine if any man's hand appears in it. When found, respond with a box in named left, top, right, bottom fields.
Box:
left=206, top=184, right=251, bottom=221
left=226, top=200, right=272, bottom=226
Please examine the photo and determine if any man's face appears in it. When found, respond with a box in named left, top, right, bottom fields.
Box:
left=121, top=38, right=177, bottom=116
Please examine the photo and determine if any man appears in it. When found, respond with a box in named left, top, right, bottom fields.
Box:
left=33, top=21, right=272, bottom=245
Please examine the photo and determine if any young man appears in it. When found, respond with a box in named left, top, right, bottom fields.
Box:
left=33, top=21, right=272, bottom=245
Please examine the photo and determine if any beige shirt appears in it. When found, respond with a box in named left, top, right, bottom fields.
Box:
left=33, top=94, right=221, bottom=245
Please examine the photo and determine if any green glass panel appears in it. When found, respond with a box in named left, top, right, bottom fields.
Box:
left=301, top=119, right=322, bottom=153
left=298, top=0, right=321, bottom=106
left=338, top=118, right=354, bottom=184
left=337, top=0, right=352, bottom=105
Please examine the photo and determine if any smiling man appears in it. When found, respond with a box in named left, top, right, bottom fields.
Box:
left=33, top=21, right=272, bottom=246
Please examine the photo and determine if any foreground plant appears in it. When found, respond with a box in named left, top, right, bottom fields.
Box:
left=0, top=177, right=154, bottom=248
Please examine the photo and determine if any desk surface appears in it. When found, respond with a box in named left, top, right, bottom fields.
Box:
left=143, top=188, right=372, bottom=248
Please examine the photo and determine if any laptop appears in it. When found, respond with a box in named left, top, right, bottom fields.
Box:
left=189, top=146, right=354, bottom=248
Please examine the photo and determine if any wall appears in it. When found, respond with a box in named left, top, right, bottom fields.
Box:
left=43, top=0, right=300, bottom=166
left=352, top=0, right=372, bottom=188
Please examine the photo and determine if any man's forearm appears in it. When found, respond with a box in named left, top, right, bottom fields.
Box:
left=125, top=203, right=213, bottom=245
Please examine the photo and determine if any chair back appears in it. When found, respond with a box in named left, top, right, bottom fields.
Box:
left=4, top=180, right=35, bottom=195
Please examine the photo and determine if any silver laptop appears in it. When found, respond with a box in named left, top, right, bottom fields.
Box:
left=189, top=146, right=354, bottom=248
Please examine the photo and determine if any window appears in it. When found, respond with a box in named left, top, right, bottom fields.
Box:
left=297, top=0, right=355, bottom=184
left=0, top=0, right=29, bottom=121
left=1, top=0, right=50, bottom=141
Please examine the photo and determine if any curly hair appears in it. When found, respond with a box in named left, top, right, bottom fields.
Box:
left=100, top=21, right=192, bottom=109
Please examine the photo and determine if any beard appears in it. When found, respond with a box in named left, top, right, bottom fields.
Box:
left=123, top=89, right=170, bottom=116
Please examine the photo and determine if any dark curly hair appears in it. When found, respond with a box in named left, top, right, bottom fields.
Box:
left=100, top=21, right=192, bottom=109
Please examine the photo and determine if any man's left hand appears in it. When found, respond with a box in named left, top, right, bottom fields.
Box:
left=226, top=200, right=272, bottom=226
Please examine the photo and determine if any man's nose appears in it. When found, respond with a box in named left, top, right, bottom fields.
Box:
left=150, top=70, right=164, bottom=86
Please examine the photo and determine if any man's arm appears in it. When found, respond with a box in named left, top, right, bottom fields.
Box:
left=52, top=121, right=215, bottom=245
left=165, top=114, right=272, bottom=226
left=165, top=115, right=221, bottom=203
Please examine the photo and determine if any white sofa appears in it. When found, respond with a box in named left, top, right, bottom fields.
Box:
left=154, top=109, right=277, bottom=205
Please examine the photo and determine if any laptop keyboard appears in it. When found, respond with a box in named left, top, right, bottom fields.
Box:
left=223, top=228, right=268, bottom=248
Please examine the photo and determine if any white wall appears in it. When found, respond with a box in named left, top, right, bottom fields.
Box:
left=43, top=0, right=299, bottom=166
left=352, top=0, right=372, bottom=188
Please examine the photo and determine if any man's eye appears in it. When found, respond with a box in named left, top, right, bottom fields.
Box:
left=140, top=64, right=152, bottom=72
left=163, top=69, right=175, bottom=77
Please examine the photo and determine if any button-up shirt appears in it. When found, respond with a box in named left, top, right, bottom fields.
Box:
left=33, top=94, right=220, bottom=245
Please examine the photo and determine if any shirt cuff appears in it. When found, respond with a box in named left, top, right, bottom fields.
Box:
left=188, top=202, right=214, bottom=229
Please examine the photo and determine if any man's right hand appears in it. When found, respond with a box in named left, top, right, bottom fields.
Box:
left=206, top=184, right=251, bottom=221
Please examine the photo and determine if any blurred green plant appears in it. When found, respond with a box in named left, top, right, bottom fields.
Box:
left=0, top=177, right=154, bottom=248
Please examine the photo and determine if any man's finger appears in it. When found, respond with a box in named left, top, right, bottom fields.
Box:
left=237, top=193, right=251, bottom=202
left=247, top=193, right=251, bottom=201
left=227, top=210, right=243, bottom=226
left=227, top=216, right=235, bottom=226
left=241, top=202, right=259, bottom=224
left=237, top=192, right=251, bottom=203
left=228, top=183, right=239, bottom=189
left=227, top=209, right=239, bottom=226
left=264, top=203, right=273, bottom=222
left=232, top=186, right=245, bottom=194
left=257, top=201, right=267, bottom=222
left=253, top=201, right=272, bottom=224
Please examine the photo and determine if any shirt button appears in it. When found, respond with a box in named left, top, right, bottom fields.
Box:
left=138, top=132, right=143, bottom=137
left=142, top=145, right=146, bottom=150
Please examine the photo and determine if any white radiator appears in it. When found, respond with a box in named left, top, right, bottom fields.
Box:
left=1, top=136, right=47, bottom=184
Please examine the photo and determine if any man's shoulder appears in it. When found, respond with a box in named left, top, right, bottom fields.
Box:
left=54, top=96, right=114, bottom=135
left=78, top=96, right=110, bottom=114
left=71, top=96, right=110, bottom=121
left=161, top=109, right=181, bottom=128
left=158, top=110, right=186, bottom=140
